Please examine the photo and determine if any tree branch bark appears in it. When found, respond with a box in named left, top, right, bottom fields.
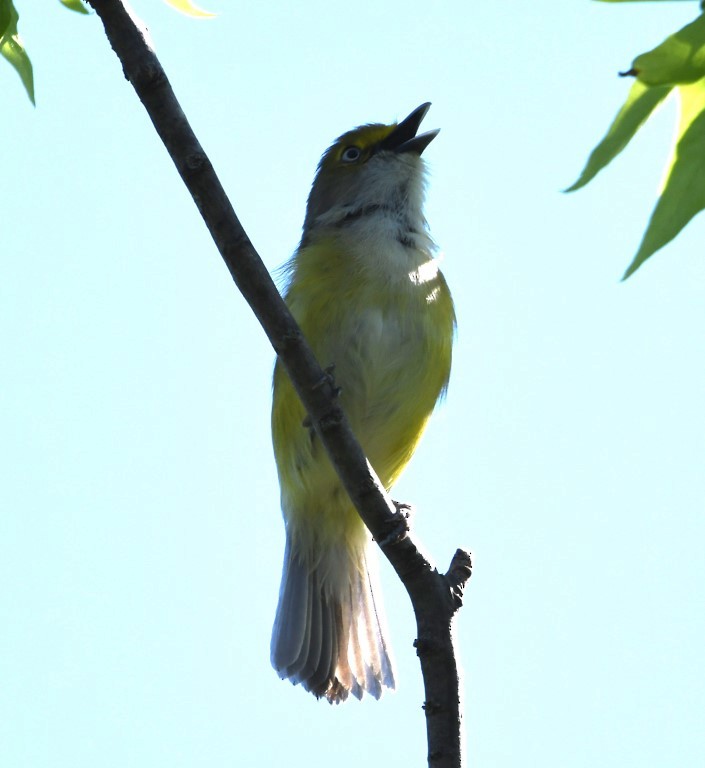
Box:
left=86, top=2, right=472, bottom=764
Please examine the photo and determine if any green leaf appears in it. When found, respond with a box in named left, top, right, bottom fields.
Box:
left=59, top=0, right=89, bottom=14
left=0, top=0, right=34, bottom=105
left=0, top=2, right=10, bottom=35
left=630, top=12, right=705, bottom=86
left=624, top=78, right=705, bottom=278
left=571, top=5, right=705, bottom=276
left=566, top=80, right=671, bottom=192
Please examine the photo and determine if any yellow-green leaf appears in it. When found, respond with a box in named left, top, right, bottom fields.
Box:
left=631, top=12, right=705, bottom=86
left=0, top=0, right=34, bottom=105
left=59, top=0, right=89, bottom=14
left=163, top=0, right=216, bottom=18
left=566, top=80, right=671, bottom=192
left=624, top=78, right=705, bottom=278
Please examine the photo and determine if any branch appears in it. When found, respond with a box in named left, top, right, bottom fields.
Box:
left=86, top=2, right=472, bottom=764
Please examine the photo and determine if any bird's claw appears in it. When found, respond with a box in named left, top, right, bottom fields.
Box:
left=312, top=364, right=341, bottom=398
left=375, top=500, right=413, bottom=548
left=304, top=365, right=341, bottom=430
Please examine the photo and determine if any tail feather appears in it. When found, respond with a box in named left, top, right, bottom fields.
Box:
left=271, top=541, right=309, bottom=673
left=271, top=532, right=395, bottom=704
left=284, top=572, right=314, bottom=679
left=304, top=611, right=334, bottom=693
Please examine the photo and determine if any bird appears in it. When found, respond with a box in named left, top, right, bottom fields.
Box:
left=270, top=103, right=455, bottom=703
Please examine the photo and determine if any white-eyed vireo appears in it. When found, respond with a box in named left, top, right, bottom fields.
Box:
left=270, top=103, right=455, bottom=703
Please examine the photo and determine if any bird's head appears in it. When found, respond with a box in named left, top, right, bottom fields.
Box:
left=302, top=103, right=438, bottom=236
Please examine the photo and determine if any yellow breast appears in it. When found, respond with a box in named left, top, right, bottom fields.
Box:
left=271, top=224, right=454, bottom=550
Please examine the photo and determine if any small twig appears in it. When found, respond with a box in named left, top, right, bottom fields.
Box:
left=446, top=549, right=473, bottom=609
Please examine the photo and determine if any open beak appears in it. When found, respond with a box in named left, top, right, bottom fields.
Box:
left=379, top=102, right=439, bottom=155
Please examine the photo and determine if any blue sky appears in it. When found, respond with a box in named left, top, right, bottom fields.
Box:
left=2, top=2, right=704, bottom=767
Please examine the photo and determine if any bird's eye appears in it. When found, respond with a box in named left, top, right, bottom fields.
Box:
left=341, top=146, right=362, bottom=163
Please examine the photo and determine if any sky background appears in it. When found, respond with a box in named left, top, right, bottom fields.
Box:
left=2, top=1, right=704, bottom=766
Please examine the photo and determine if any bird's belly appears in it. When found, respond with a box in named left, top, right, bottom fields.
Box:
left=330, top=306, right=444, bottom=487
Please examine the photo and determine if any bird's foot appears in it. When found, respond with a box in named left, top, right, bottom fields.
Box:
left=303, top=365, right=341, bottom=430
left=375, top=500, right=413, bottom=548
left=311, top=364, right=341, bottom=397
